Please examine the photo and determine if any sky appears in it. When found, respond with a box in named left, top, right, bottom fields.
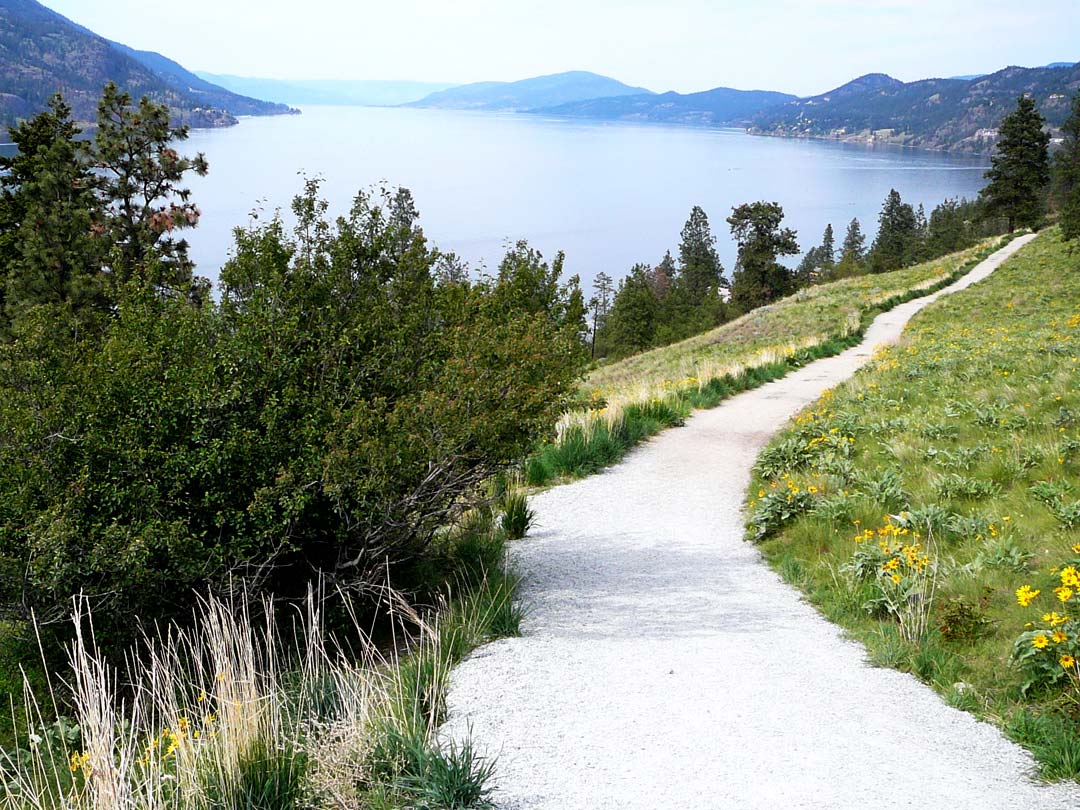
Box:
left=38, top=0, right=1080, bottom=97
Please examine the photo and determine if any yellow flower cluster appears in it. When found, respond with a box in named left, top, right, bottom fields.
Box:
left=1017, top=570, right=1079, bottom=670
left=853, top=517, right=919, bottom=545
left=855, top=518, right=930, bottom=585
left=1016, top=585, right=1041, bottom=607
left=68, top=750, right=91, bottom=777
left=137, top=712, right=217, bottom=767
left=804, top=431, right=856, bottom=452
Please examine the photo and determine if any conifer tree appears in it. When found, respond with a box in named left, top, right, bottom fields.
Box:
left=649, top=251, right=675, bottom=299
left=0, top=94, right=104, bottom=333
left=588, top=271, right=614, bottom=358
left=604, top=264, right=658, bottom=354
left=820, top=223, right=835, bottom=269
left=981, top=95, right=1051, bottom=232
left=795, top=223, right=837, bottom=287
left=794, top=247, right=824, bottom=287
left=1054, top=92, right=1080, bottom=243
left=841, top=218, right=866, bottom=265
left=728, top=201, right=798, bottom=312
left=676, top=206, right=726, bottom=300
left=92, top=83, right=208, bottom=290
left=869, top=189, right=920, bottom=273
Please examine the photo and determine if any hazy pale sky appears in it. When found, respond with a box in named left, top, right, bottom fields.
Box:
left=40, top=0, right=1079, bottom=96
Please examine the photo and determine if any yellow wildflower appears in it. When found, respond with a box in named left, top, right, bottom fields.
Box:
left=1062, top=655, right=1077, bottom=669
left=1033, top=634, right=1050, bottom=649
left=1016, top=585, right=1041, bottom=607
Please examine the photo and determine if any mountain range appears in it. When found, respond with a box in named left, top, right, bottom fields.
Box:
left=531, top=87, right=797, bottom=126
left=195, top=74, right=457, bottom=107
left=0, top=0, right=294, bottom=132
left=748, top=64, right=1080, bottom=152
left=405, top=71, right=651, bottom=112
left=0, top=0, right=1075, bottom=155
left=402, top=64, right=1079, bottom=153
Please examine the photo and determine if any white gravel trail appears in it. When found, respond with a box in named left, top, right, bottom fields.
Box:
left=443, top=234, right=1080, bottom=809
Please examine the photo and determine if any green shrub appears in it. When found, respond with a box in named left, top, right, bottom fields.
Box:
left=0, top=182, right=586, bottom=653
left=748, top=486, right=815, bottom=541
left=937, top=597, right=992, bottom=643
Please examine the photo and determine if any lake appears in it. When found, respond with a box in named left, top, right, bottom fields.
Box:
left=184, top=106, right=991, bottom=291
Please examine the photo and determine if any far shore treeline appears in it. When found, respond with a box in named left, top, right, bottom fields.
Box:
left=0, top=84, right=1077, bottom=665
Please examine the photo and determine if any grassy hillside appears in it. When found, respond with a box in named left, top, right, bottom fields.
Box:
left=748, top=229, right=1080, bottom=778
left=524, top=237, right=1009, bottom=486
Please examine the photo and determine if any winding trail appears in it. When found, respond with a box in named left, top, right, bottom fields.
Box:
left=444, top=234, right=1080, bottom=808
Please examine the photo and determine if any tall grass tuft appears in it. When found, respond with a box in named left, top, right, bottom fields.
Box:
left=499, top=491, right=534, bottom=541
left=0, top=575, right=512, bottom=810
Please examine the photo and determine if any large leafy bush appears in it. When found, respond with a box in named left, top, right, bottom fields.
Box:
left=0, top=182, right=585, bottom=647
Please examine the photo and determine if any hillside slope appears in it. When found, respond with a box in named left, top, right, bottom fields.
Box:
left=195, top=73, right=456, bottom=106
left=406, top=70, right=652, bottom=111
left=109, top=43, right=295, bottom=117
left=524, top=239, right=1009, bottom=489
left=0, top=0, right=291, bottom=130
left=752, top=229, right=1080, bottom=778
left=750, top=64, right=1080, bottom=153
left=531, top=86, right=796, bottom=125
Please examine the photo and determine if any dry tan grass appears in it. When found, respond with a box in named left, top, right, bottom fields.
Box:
left=567, top=240, right=1003, bottom=443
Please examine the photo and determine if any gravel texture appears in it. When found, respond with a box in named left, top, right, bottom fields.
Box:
left=442, top=234, right=1080, bottom=808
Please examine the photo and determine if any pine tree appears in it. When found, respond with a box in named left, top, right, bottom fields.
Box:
left=676, top=206, right=726, bottom=300
left=588, top=271, right=614, bottom=358
left=0, top=94, right=105, bottom=333
left=728, top=201, right=799, bottom=312
left=605, top=264, right=658, bottom=355
left=841, top=218, right=866, bottom=264
left=649, top=251, right=675, bottom=299
left=1054, top=92, right=1080, bottom=243
left=795, top=223, right=836, bottom=287
left=869, top=189, right=920, bottom=273
left=981, top=95, right=1051, bottom=232
left=794, top=247, right=823, bottom=287
left=92, top=83, right=208, bottom=290
left=821, top=223, right=835, bottom=269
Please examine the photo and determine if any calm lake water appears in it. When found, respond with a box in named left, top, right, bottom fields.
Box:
left=184, top=106, right=991, bottom=291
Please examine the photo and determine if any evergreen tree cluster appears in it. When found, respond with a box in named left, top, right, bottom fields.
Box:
left=0, top=85, right=207, bottom=337
left=1054, top=93, right=1080, bottom=243
left=592, top=180, right=1019, bottom=362
left=979, top=89, right=1080, bottom=242
left=595, top=205, right=733, bottom=358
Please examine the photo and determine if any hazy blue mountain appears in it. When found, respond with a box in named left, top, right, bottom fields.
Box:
left=406, top=71, right=652, bottom=111
left=0, top=0, right=290, bottom=131
left=196, top=74, right=458, bottom=106
left=532, top=86, right=797, bottom=125
left=750, top=63, right=1080, bottom=152
left=110, top=44, right=296, bottom=117
left=951, top=62, right=1072, bottom=81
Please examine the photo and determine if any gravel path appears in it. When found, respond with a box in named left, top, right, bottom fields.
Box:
left=443, top=234, right=1080, bottom=809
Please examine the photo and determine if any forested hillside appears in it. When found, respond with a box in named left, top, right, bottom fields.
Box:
left=532, top=86, right=796, bottom=125
left=749, top=63, right=1080, bottom=153
left=0, top=0, right=293, bottom=130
